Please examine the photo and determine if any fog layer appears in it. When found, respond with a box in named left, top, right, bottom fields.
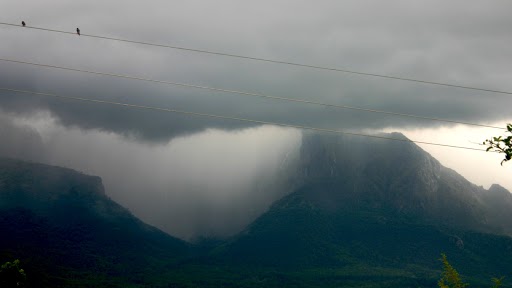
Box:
left=0, top=111, right=301, bottom=240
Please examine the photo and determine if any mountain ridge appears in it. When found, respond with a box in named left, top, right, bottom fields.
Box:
left=290, top=132, right=512, bottom=234
left=2, top=131, right=512, bottom=287
left=209, top=132, right=512, bottom=287
left=0, top=157, right=190, bottom=287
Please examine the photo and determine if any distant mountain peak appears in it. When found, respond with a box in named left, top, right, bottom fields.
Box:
left=0, top=157, right=189, bottom=287
left=278, top=132, right=512, bottom=235
left=488, top=183, right=510, bottom=196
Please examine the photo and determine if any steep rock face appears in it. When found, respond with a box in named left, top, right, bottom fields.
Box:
left=0, top=158, right=106, bottom=217
left=294, top=132, right=443, bottom=210
left=478, top=184, right=512, bottom=234
left=290, top=132, right=510, bottom=234
left=0, top=157, right=189, bottom=287
left=217, top=132, right=512, bottom=286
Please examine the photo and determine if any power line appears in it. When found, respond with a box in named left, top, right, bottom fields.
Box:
left=0, top=87, right=487, bottom=152
left=0, top=58, right=504, bottom=130
left=2, top=21, right=512, bottom=96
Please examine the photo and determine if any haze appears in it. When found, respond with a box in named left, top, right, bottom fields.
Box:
left=1, top=0, right=511, bottom=239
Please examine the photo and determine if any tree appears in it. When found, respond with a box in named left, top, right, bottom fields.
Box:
left=438, top=253, right=468, bottom=288
left=0, top=259, right=26, bottom=287
left=491, top=277, right=505, bottom=288
left=483, top=124, right=512, bottom=165
left=438, top=254, right=504, bottom=288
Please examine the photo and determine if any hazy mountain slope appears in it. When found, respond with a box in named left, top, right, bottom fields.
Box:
left=2, top=131, right=512, bottom=287
left=0, top=157, right=190, bottom=287
left=214, top=133, right=512, bottom=287
left=291, top=132, right=512, bottom=233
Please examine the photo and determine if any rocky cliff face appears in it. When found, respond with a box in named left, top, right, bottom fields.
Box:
left=288, top=132, right=511, bottom=235
left=0, top=157, right=106, bottom=214
left=0, top=157, right=189, bottom=287
left=217, top=132, right=512, bottom=286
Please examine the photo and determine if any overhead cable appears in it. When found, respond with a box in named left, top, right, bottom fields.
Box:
left=0, top=87, right=487, bottom=152
left=1, top=22, right=512, bottom=96
left=0, top=58, right=503, bottom=130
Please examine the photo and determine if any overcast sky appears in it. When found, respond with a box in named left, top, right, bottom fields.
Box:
left=1, top=0, right=511, bottom=239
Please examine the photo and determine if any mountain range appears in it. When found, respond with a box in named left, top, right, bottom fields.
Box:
left=1, top=132, right=512, bottom=287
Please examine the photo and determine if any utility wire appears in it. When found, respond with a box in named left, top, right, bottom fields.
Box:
left=2, top=21, right=512, bottom=96
left=0, top=58, right=504, bottom=130
left=0, top=87, right=487, bottom=152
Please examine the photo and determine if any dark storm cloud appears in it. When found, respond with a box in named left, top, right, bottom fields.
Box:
left=3, top=0, right=512, bottom=240
left=1, top=0, right=511, bottom=142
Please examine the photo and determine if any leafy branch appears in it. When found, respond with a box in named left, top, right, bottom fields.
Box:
left=0, top=259, right=26, bottom=288
left=483, top=124, right=512, bottom=165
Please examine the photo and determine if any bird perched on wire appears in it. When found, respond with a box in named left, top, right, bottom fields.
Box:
left=76, top=28, right=80, bottom=36
left=22, top=21, right=26, bottom=27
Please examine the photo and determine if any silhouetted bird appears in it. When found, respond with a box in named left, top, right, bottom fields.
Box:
left=22, top=21, right=26, bottom=27
left=76, top=28, right=80, bottom=36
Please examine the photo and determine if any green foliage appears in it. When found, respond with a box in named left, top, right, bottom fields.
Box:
left=0, top=259, right=27, bottom=288
left=438, top=253, right=468, bottom=288
left=492, top=277, right=505, bottom=288
left=484, top=124, right=512, bottom=165
left=438, top=254, right=507, bottom=288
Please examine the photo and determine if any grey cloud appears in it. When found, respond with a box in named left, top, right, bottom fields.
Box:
left=0, top=112, right=45, bottom=162
left=2, top=0, right=512, bottom=142
left=3, top=0, right=512, bottom=240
